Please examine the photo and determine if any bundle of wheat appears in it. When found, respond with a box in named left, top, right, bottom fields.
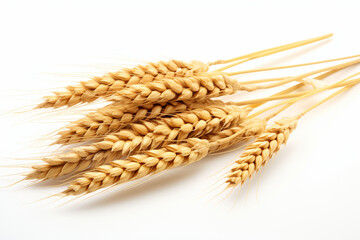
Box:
left=8, top=33, right=360, bottom=204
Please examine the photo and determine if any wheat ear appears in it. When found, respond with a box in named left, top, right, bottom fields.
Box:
left=108, top=56, right=360, bottom=106
left=58, top=116, right=273, bottom=196
left=36, top=33, right=333, bottom=109
left=107, top=73, right=279, bottom=105
left=226, top=74, right=360, bottom=187
left=61, top=78, right=342, bottom=197
left=36, top=60, right=209, bottom=109
left=60, top=116, right=279, bottom=196
left=35, top=33, right=333, bottom=109
left=55, top=99, right=224, bottom=145
left=60, top=138, right=210, bottom=196
left=198, top=69, right=348, bottom=153
left=226, top=117, right=298, bottom=186
left=57, top=63, right=343, bottom=146
left=34, top=71, right=355, bottom=181
left=60, top=78, right=357, bottom=197
left=26, top=104, right=250, bottom=180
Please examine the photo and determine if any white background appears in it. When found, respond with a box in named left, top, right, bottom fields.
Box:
left=1, top=0, right=360, bottom=239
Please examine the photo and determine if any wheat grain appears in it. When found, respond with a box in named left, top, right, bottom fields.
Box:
left=226, top=117, right=298, bottom=186
left=36, top=60, right=209, bottom=109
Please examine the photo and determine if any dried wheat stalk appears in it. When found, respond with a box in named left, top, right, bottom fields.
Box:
left=36, top=60, right=209, bottom=109
left=55, top=99, right=224, bottom=145
left=59, top=118, right=269, bottom=196
left=38, top=79, right=359, bottom=196
left=35, top=34, right=334, bottom=109
left=26, top=104, right=250, bottom=180
left=20, top=33, right=360, bottom=202
left=30, top=75, right=356, bottom=181
left=226, top=117, right=298, bottom=186
left=108, top=73, right=265, bottom=105
left=108, top=58, right=356, bottom=107
left=61, top=138, right=210, bottom=195
left=225, top=74, right=360, bottom=187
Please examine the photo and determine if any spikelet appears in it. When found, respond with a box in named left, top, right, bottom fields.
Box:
left=26, top=104, right=251, bottom=180
left=226, top=117, right=298, bottom=186
left=36, top=60, right=209, bottom=108
left=108, top=73, right=259, bottom=105
left=55, top=99, right=224, bottom=145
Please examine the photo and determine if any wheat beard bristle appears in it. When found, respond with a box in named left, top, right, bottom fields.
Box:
left=226, top=117, right=298, bottom=187
left=26, top=104, right=251, bottom=180
left=36, top=60, right=209, bottom=109
left=62, top=138, right=210, bottom=196
left=55, top=99, right=225, bottom=145
left=107, top=73, right=258, bottom=106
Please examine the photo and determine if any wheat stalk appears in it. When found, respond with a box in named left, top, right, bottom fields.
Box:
left=27, top=74, right=360, bottom=181
left=226, top=117, right=298, bottom=186
left=56, top=117, right=269, bottom=195
left=19, top=33, right=360, bottom=202
left=108, top=73, right=270, bottom=105
left=225, top=74, right=360, bottom=187
left=30, top=73, right=346, bottom=181
left=108, top=57, right=360, bottom=106
left=61, top=138, right=210, bottom=195
left=55, top=99, right=224, bottom=145
left=35, top=34, right=333, bottom=109
left=36, top=60, right=209, bottom=109
left=55, top=61, right=350, bottom=145
left=58, top=117, right=280, bottom=196
left=56, top=77, right=358, bottom=196
left=26, top=104, right=250, bottom=180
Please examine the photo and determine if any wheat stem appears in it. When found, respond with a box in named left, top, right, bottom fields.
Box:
left=237, top=77, right=289, bottom=85
left=247, top=66, right=352, bottom=109
left=257, top=58, right=360, bottom=89
left=227, top=54, right=360, bottom=76
left=214, top=33, right=333, bottom=71
left=298, top=82, right=357, bottom=118
left=226, top=76, right=360, bottom=187
left=249, top=73, right=360, bottom=118
left=234, top=76, right=360, bottom=108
